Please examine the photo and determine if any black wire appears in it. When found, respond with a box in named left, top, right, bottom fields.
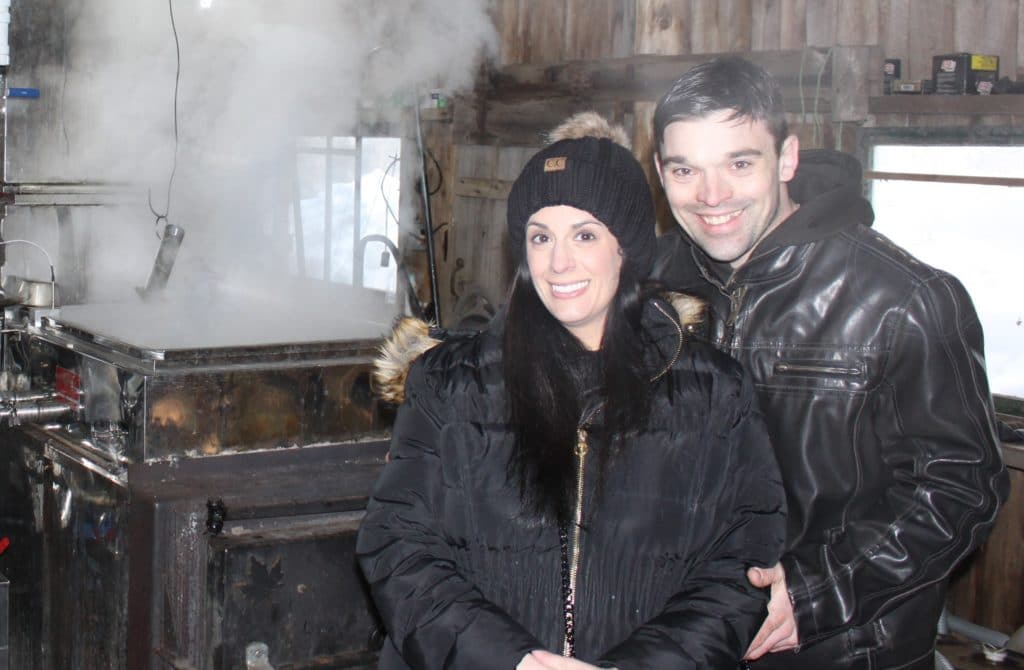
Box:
left=148, top=0, right=182, bottom=234
left=424, top=146, right=443, bottom=196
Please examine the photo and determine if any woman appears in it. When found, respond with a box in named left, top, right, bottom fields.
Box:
left=356, top=113, right=785, bottom=670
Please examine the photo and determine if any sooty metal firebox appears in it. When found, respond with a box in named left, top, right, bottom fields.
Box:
left=0, top=301, right=394, bottom=669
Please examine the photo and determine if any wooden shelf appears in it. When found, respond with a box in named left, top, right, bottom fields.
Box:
left=869, top=94, right=1024, bottom=115
left=418, top=106, right=454, bottom=122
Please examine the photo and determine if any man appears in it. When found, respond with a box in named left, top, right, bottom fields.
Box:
left=650, top=56, right=1009, bottom=670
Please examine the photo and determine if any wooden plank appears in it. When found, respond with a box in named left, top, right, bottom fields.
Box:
left=682, top=0, right=753, bottom=53
left=751, top=0, right=784, bottom=51
left=454, top=176, right=513, bottom=200
left=566, top=0, right=635, bottom=60
left=495, top=146, right=536, bottom=181
left=868, top=94, right=1024, bottom=115
left=805, top=0, right=837, bottom=47
left=447, top=143, right=530, bottom=318
left=448, top=144, right=502, bottom=326
left=952, top=0, right=1017, bottom=84
left=689, top=0, right=723, bottom=54
left=722, top=0, right=755, bottom=52
left=907, top=0, right=954, bottom=80
left=449, top=195, right=507, bottom=322
left=634, top=0, right=692, bottom=55
left=455, top=144, right=498, bottom=179
left=946, top=464, right=1024, bottom=635
left=869, top=110, right=1024, bottom=131
left=836, top=0, right=879, bottom=46
left=878, top=0, right=911, bottom=65
left=779, top=0, right=808, bottom=49
left=498, top=0, right=567, bottom=66
left=832, top=45, right=882, bottom=121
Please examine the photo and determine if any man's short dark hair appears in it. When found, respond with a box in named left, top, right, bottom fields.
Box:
left=653, top=56, right=788, bottom=154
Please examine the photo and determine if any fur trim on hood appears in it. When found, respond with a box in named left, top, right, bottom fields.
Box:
left=372, top=293, right=703, bottom=405
left=371, top=317, right=443, bottom=404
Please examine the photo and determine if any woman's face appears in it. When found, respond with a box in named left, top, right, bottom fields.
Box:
left=525, top=205, right=623, bottom=350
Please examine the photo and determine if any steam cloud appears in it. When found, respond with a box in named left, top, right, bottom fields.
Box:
left=4, top=0, right=497, bottom=347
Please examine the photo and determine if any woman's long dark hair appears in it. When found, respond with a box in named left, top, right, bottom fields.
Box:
left=503, top=255, right=652, bottom=521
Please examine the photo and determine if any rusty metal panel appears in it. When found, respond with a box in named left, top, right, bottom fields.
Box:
left=126, top=441, right=387, bottom=670
left=206, top=512, right=381, bottom=669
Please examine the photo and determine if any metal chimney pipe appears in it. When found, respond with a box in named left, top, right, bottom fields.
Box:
left=138, top=223, right=185, bottom=299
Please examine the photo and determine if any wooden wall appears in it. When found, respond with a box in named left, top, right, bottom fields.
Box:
left=497, top=0, right=1023, bottom=82
left=418, top=1, right=1024, bottom=329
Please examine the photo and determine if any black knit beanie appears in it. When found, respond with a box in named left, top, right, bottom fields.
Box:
left=506, top=136, right=656, bottom=277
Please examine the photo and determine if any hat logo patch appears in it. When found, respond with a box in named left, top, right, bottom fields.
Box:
left=544, top=157, right=567, bottom=172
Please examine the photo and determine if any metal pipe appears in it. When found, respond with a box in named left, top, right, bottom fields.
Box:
left=0, top=0, right=9, bottom=68
left=357, top=234, right=425, bottom=320
left=1, top=182, right=131, bottom=195
left=138, top=223, right=185, bottom=298
left=413, top=91, right=441, bottom=325
left=1, top=67, right=7, bottom=189
left=0, top=390, right=53, bottom=403
left=945, top=613, right=1010, bottom=649
left=0, top=398, right=75, bottom=426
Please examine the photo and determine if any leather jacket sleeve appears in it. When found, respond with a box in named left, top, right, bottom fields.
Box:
left=355, top=362, right=543, bottom=668
left=782, top=272, right=1010, bottom=644
left=599, top=370, right=787, bottom=669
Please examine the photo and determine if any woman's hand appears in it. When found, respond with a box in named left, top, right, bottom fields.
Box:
left=517, top=650, right=608, bottom=669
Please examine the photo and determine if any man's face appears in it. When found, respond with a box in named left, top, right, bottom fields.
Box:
left=656, top=109, right=799, bottom=268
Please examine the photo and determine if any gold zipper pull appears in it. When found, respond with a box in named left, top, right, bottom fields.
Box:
left=576, top=427, right=589, bottom=457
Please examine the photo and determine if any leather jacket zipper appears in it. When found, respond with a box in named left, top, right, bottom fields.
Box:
left=774, top=362, right=862, bottom=376
left=724, top=284, right=748, bottom=346
left=563, top=425, right=589, bottom=657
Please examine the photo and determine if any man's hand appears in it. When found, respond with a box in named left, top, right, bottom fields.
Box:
left=744, top=564, right=799, bottom=660
left=517, top=650, right=605, bottom=669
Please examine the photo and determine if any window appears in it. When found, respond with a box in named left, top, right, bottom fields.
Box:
left=867, top=140, right=1024, bottom=400
left=291, top=135, right=402, bottom=295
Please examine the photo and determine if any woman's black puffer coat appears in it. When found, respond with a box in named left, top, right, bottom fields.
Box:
left=356, top=296, right=786, bottom=670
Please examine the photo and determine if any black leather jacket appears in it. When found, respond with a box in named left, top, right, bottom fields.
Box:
left=652, top=149, right=1009, bottom=670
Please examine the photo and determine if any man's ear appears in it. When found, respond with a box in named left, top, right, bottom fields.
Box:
left=779, top=134, right=799, bottom=183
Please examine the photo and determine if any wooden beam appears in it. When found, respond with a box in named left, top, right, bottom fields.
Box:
left=864, top=170, right=1024, bottom=188
left=868, top=94, right=1024, bottom=115
left=485, top=49, right=835, bottom=112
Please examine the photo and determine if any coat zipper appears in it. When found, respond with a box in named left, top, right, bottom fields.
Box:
left=560, top=300, right=684, bottom=657
left=563, top=425, right=590, bottom=657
